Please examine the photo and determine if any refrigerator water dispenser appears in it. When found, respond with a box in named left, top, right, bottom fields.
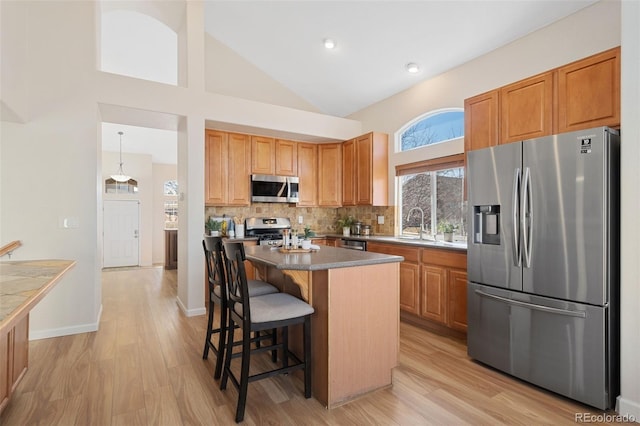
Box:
left=474, top=205, right=500, bottom=245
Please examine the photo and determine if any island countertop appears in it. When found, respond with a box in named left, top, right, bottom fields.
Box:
left=244, top=244, right=404, bottom=271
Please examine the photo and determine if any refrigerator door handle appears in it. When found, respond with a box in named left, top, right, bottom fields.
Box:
left=474, top=289, right=586, bottom=318
left=512, top=168, right=521, bottom=267
left=522, top=167, right=533, bottom=268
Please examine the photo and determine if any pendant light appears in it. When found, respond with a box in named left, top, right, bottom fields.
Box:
left=111, top=131, right=131, bottom=182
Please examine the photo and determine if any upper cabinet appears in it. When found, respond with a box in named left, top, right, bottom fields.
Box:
left=205, top=130, right=388, bottom=208
left=318, top=143, right=342, bottom=207
left=464, top=91, right=499, bottom=152
left=251, top=136, right=275, bottom=175
left=557, top=47, right=620, bottom=133
left=341, top=138, right=356, bottom=206
left=342, top=132, right=389, bottom=206
left=297, top=143, right=318, bottom=207
left=275, top=139, right=298, bottom=176
left=205, top=130, right=251, bottom=206
left=464, top=46, right=620, bottom=151
left=500, top=72, right=553, bottom=144
left=251, top=136, right=298, bottom=176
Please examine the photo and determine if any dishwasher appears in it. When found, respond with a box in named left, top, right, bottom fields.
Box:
left=338, top=239, right=367, bottom=251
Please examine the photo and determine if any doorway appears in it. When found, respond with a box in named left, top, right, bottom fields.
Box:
left=104, top=200, right=140, bottom=267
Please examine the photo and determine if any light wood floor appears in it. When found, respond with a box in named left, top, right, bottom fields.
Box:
left=1, top=266, right=617, bottom=425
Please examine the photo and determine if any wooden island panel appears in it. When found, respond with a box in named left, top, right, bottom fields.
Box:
left=250, top=246, right=401, bottom=409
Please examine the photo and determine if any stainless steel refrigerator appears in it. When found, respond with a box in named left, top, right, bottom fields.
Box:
left=466, top=126, right=619, bottom=410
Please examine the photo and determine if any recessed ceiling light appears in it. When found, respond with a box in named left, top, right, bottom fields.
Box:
left=323, top=38, right=337, bottom=49
left=406, top=63, right=420, bottom=73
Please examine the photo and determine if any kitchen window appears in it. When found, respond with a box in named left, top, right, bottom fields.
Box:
left=396, top=154, right=466, bottom=240
left=399, top=109, right=464, bottom=152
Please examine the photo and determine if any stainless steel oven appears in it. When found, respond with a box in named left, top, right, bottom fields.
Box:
left=338, top=239, right=367, bottom=251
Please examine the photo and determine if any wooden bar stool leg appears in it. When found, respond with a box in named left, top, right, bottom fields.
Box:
left=236, top=326, right=252, bottom=423
left=202, top=301, right=215, bottom=359
left=214, top=302, right=227, bottom=379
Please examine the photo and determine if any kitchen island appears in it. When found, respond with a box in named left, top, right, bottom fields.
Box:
left=244, top=245, right=403, bottom=408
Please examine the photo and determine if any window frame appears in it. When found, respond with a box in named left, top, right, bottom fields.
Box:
left=395, top=154, right=465, bottom=238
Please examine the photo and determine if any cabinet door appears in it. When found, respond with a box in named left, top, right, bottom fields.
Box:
left=341, top=139, right=356, bottom=206
left=297, top=143, right=318, bottom=207
left=0, top=329, right=9, bottom=412
left=420, top=265, right=446, bottom=324
left=311, top=238, right=327, bottom=246
left=355, top=134, right=372, bottom=205
left=464, top=90, right=499, bottom=151
left=557, top=47, right=620, bottom=133
left=399, top=262, right=420, bottom=315
left=11, top=316, right=28, bottom=392
left=205, top=130, right=228, bottom=205
left=251, top=136, right=275, bottom=175
left=500, top=72, right=553, bottom=144
left=317, top=144, right=342, bottom=207
left=228, top=133, right=251, bottom=206
left=447, top=269, right=468, bottom=332
left=275, top=139, right=297, bottom=176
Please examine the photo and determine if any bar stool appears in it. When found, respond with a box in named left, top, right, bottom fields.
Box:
left=220, top=241, right=313, bottom=423
left=202, top=236, right=278, bottom=379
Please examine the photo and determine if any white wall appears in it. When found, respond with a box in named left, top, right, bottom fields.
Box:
left=0, top=1, right=101, bottom=338
left=205, top=34, right=320, bottom=113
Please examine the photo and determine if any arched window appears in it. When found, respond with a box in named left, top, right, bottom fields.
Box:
left=101, top=10, right=178, bottom=85
left=399, top=109, right=464, bottom=152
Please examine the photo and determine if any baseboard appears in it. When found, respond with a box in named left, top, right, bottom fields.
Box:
left=176, top=296, right=206, bottom=317
left=29, top=304, right=103, bottom=341
left=616, top=396, right=640, bottom=422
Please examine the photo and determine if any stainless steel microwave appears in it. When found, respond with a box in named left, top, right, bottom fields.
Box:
left=251, top=174, right=299, bottom=203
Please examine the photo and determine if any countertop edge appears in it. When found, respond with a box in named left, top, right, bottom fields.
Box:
left=0, top=259, right=76, bottom=334
left=319, top=234, right=468, bottom=252
left=244, top=246, right=404, bottom=271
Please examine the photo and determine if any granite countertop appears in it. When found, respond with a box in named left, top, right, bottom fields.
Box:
left=0, top=259, right=76, bottom=331
left=320, top=234, right=468, bottom=252
left=244, top=244, right=403, bottom=271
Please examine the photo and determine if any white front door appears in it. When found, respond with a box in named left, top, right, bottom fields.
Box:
left=104, top=200, right=140, bottom=267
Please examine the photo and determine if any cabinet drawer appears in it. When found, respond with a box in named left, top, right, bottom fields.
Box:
left=367, top=242, right=420, bottom=262
left=421, top=248, right=466, bottom=269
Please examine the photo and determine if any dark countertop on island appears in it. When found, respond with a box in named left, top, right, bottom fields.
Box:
left=244, top=244, right=403, bottom=271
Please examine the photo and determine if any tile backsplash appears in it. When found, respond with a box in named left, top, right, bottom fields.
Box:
left=205, top=204, right=395, bottom=236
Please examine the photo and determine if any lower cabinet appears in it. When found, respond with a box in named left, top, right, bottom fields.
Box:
left=0, top=315, right=29, bottom=414
left=368, top=242, right=468, bottom=333
left=310, top=238, right=327, bottom=246
left=164, top=229, right=178, bottom=270
left=420, top=265, right=446, bottom=323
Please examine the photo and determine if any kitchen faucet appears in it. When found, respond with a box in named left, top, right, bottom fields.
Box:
left=406, top=207, right=429, bottom=240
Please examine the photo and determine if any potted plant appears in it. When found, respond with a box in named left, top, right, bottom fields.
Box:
left=301, top=226, right=315, bottom=249
left=336, top=216, right=355, bottom=236
left=205, top=218, right=222, bottom=236
left=438, top=221, right=458, bottom=242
